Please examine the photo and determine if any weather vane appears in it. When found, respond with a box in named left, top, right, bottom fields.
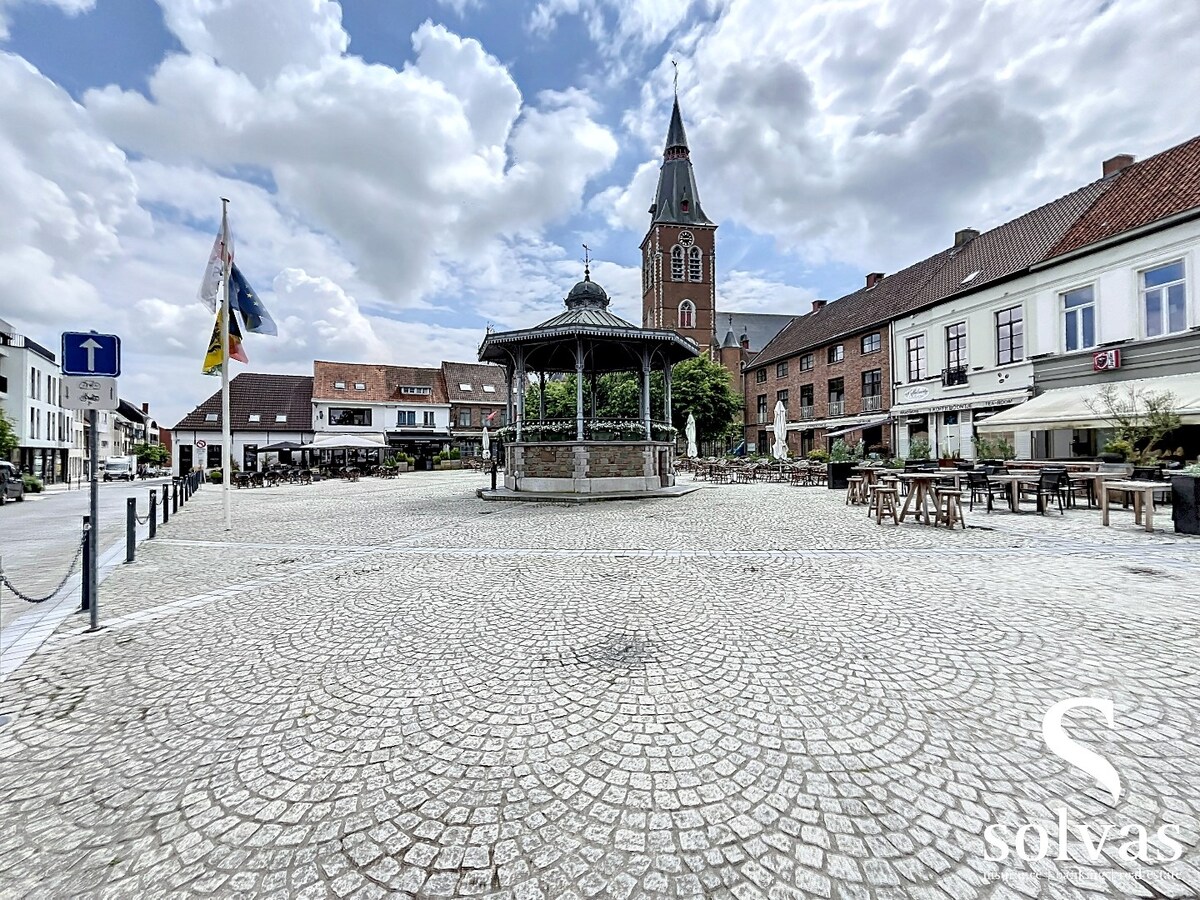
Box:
left=582, top=243, right=591, bottom=280
left=671, top=59, right=678, bottom=95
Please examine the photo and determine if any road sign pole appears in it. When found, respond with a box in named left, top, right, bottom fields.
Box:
left=87, top=408, right=99, bottom=631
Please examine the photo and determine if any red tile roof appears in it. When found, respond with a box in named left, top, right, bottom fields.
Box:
left=1049, top=134, right=1200, bottom=258
left=440, top=361, right=507, bottom=404
left=312, top=361, right=447, bottom=404
left=173, top=374, right=313, bottom=431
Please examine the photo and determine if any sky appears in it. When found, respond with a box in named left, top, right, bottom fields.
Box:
left=2, top=0, right=1199, bottom=428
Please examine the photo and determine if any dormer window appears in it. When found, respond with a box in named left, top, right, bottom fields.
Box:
left=353, top=383, right=366, bottom=391
left=248, top=414, right=261, bottom=423
left=333, top=381, right=346, bottom=390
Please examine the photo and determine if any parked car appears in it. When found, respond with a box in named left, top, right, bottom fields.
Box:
left=0, top=461, right=25, bottom=504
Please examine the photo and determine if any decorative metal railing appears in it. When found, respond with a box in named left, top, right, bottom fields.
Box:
left=942, top=366, right=969, bottom=386
left=861, top=395, right=882, bottom=413
left=798, top=405, right=815, bottom=420
left=828, top=400, right=846, bottom=417
left=495, top=418, right=677, bottom=443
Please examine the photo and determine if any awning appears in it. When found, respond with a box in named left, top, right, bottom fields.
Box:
left=825, top=416, right=891, bottom=438
left=309, top=433, right=388, bottom=449
left=788, top=414, right=885, bottom=433
left=388, top=429, right=452, bottom=443
left=976, top=372, right=1200, bottom=433
left=888, top=389, right=1031, bottom=417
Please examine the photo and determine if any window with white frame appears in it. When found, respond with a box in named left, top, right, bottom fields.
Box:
left=248, top=414, right=261, bottom=423
left=995, top=306, right=1024, bottom=365
left=670, top=245, right=684, bottom=281
left=945, top=322, right=967, bottom=370
left=1142, top=260, right=1186, bottom=337
left=688, top=246, right=702, bottom=281
left=1062, top=285, right=1096, bottom=352
left=422, top=411, right=435, bottom=426
left=482, top=384, right=496, bottom=393
left=861, top=332, right=881, bottom=354
left=678, top=300, right=695, bottom=329
left=906, top=335, right=926, bottom=381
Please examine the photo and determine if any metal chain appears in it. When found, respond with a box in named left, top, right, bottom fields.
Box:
left=134, top=513, right=151, bottom=525
left=0, top=531, right=87, bottom=604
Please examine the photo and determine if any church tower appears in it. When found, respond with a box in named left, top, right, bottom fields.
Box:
left=640, top=95, right=717, bottom=351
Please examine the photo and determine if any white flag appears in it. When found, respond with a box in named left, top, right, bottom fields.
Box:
left=198, top=210, right=233, bottom=312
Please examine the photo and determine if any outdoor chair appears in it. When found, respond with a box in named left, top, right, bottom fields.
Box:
left=250, top=471, right=265, bottom=488
left=1058, top=472, right=1092, bottom=509
left=870, top=485, right=899, bottom=525
left=1020, top=471, right=1064, bottom=515
left=966, top=472, right=1006, bottom=512
left=299, top=469, right=313, bottom=485
left=234, top=472, right=252, bottom=489
left=933, top=487, right=966, bottom=529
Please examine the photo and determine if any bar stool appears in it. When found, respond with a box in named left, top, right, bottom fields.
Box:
left=934, top=487, right=965, bottom=529
left=870, top=486, right=899, bottom=525
left=846, top=476, right=865, bottom=506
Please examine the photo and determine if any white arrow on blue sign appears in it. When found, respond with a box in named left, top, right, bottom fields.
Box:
left=61, top=332, right=121, bottom=378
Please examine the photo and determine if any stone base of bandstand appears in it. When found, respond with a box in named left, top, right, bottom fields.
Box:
left=488, top=440, right=688, bottom=500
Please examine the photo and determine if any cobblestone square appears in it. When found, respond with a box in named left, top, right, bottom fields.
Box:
left=1, top=473, right=1198, bottom=898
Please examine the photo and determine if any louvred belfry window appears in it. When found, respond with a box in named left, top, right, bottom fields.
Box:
left=671, top=246, right=684, bottom=281
left=688, top=246, right=702, bottom=281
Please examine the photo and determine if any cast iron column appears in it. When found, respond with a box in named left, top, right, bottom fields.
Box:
left=575, top=338, right=585, bottom=441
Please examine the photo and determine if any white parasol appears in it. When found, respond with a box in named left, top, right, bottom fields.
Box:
left=771, top=400, right=788, bottom=460
left=482, top=426, right=491, bottom=457
left=685, top=413, right=698, bottom=458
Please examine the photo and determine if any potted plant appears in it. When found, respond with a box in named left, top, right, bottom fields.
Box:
left=1099, top=437, right=1132, bottom=464
left=1171, top=463, right=1200, bottom=535
left=906, top=437, right=931, bottom=464
left=827, top=439, right=855, bottom=490
left=807, top=449, right=829, bottom=464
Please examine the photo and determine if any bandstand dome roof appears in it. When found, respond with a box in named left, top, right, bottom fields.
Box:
left=478, top=273, right=699, bottom=372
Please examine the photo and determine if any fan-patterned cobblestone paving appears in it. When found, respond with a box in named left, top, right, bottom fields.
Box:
left=1, top=471, right=1198, bottom=898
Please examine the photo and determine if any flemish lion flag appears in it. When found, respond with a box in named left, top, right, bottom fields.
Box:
left=202, top=306, right=249, bottom=375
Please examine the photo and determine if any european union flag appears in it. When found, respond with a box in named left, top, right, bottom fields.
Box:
left=231, top=264, right=278, bottom=336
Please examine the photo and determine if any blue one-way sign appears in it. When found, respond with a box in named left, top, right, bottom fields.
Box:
left=61, top=332, right=121, bottom=377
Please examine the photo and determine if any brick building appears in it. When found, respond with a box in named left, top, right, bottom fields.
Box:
left=441, top=360, right=509, bottom=456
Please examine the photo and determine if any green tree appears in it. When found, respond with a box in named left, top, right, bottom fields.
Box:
left=666, top=356, right=741, bottom=443
left=132, top=442, right=169, bottom=464
left=1087, top=384, right=1182, bottom=463
left=0, top=410, right=17, bottom=459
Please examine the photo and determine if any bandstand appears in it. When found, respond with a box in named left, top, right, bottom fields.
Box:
left=478, top=272, right=699, bottom=497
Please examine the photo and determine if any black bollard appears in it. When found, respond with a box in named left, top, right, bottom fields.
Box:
left=161, top=485, right=169, bottom=524
left=126, top=497, right=136, bottom=563
left=172, top=480, right=178, bottom=514
left=148, top=491, right=157, bottom=539
left=81, top=516, right=92, bottom=611
left=490, top=458, right=498, bottom=492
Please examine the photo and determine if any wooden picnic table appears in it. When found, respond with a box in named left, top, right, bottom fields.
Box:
left=1100, top=480, right=1167, bottom=533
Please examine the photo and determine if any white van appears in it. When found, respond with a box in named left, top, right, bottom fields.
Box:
left=103, top=456, right=135, bottom=482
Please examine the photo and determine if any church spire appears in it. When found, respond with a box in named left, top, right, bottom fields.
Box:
left=648, top=90, right=711, bottom=226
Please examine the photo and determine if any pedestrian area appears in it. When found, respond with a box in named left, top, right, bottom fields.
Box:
left=0, top=472, right=1198, bottom=899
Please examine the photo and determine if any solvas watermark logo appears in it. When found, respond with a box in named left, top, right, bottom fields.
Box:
left=983, top=697, right=1184, bottom=865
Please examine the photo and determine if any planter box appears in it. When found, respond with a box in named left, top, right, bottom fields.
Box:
left=1171, top=475, right=1200, bottom=535
left=437, top=460, right=463, bottom=470
left=827, top=461, right=853, bottom=491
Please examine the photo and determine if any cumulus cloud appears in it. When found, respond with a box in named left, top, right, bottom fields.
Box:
left=598, top=0, right=1200, bottom=275
left=86, top=17, right=617, bottom=310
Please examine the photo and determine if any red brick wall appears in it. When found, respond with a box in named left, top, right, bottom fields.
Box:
left=743, top=326, right=892, bottom=451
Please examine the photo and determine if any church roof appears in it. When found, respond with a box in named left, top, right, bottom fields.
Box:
left=718, top=312, right=794, bottom=352
left=650, top=97, right=713, bottom=227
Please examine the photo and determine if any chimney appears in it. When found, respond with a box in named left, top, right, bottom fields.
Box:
left=739, top=331, right=750, bottom=350
left=1103, top=153, right=1135, bottom=177
left=812, top=299, right=827, bottom=312
left=865, top=272, right=884, bottom=289
left=141, top=402, right=149, bottom=414
left=954, top=228, right=979, bottom=248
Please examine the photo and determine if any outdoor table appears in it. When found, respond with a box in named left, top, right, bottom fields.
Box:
left=983, top=473, right=1041, bottom=512
left=895, top=472, right=962, bottom=523
left=1100, top=480, right=1166, bottom=533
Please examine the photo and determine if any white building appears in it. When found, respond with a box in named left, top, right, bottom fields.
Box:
left=891, top=140, right=1200, bottom=461
left=171, top=373, right=315, bottom=475
left=0, top=320, right=73, bottom=482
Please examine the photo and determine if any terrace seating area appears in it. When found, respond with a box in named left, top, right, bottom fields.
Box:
left=676, top=456, right=1188, bottom=534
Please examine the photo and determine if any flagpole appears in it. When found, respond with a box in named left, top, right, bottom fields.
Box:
left=220, top=197, right=233, bottom=531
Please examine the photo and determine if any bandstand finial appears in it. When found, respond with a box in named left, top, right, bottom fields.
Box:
left=582, top=243, right=592, bottom=281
